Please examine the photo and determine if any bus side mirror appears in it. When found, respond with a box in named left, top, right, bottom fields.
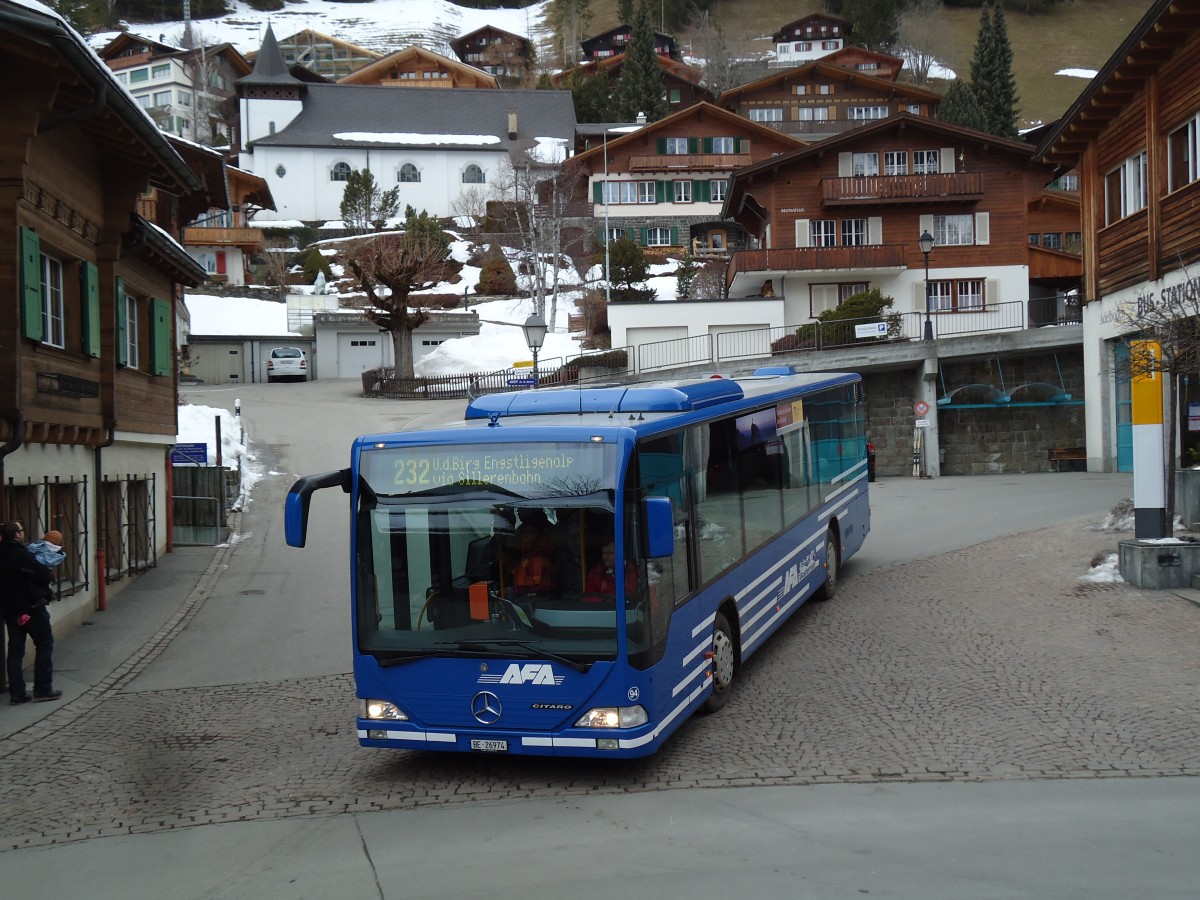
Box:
left=643, top=496, right=674, bottom=559
left=285, top=468, right=350, bottom=547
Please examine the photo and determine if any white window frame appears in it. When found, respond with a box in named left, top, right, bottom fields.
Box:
left=1104, top=150, right=1148, bottom=224
left=928, top=281, right=953, bottom=312
left=330, top=161, right=352, bottom=182
left=1168, top=114, right=1199, bottom=193
left=750, top=108, right=783, bottom=122
left=848, top=106, right=888, bottom=120
left=463, top=163, right=486, bottom=184
left=710, top=179, right=726, bottom=203
left=399, top=163, right=421, bottom=183
left=637, top=181, right=656, bottom=204
left=711, top=136, right=735, bottom=153
left=646, top=227, right=671, bottom=246
left=957, top=279, right=985, bottom=310
left=884, top=151, right=908, bottom=175
left=665, top=137, right=689, bottom=155
left=913, top=150, right=940, bottom=174
left=674, top=180, right=692, bottom=203
left=152, top=90, right=172, bottom=107
left=934, top=214, right=974, bottom=246
left=811, top=219, right=836, bottom=247
left=40, top=254, right=65, bottom=349
left=841, top=218, right=867, bottom=247
left=124, top=292, right=139, bottom=369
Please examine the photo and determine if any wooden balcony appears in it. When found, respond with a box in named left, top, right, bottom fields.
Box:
left=726, top=243, right=909, bottom=287
left=627, top=152, right=751, bottom=172
left=182, top=226, right=264, bottom=248
left=820, top=172, right=985, bottom=206
left=758, top=118, right=865, bottom=137
left=1027, top=244, right=1082, bottom=281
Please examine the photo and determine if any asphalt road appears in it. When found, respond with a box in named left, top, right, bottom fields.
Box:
left=1, top=378, right=1196, bottom=899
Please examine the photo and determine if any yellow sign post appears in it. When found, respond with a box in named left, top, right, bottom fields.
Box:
left=1131, top=340, right=1166, bottom=538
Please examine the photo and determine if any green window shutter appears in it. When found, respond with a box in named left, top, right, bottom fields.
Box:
left=670, top=226, right=679, bottom=245
left=656, top=137, right=667, bottom=154
left=734, top=138, right=743, bottom=153
left=655, top=180, right=666, bottom=203
left=20, top=227, right=43, bottom=342
left=695, top=180, right=709, bottom=202
left=593, top=180, right=603, bottom=203
left=702, top=137, right=713, bottom=153
left=687, top=137, right=699, bottom=154
left=115, top=277, right=128, bottom=367
left=81, top=261, right=101, bottom=358
left=639, top=227, right=647, bottom=246
left=151, top=297, right=171, bottom=376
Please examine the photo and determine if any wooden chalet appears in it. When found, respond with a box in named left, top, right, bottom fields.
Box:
left=722, top=113, right=1080, bottom=325
left=450, top=25, right=534, bottom=84
left=1037, top=0, right=1200, bottom=472
left=818, top=46, right=905, bottom=81
left=338, top=46, right=498, bottom=89
left=718, top=62, right=942, bottom=140
left=770, top=13, right=850, bottom=68
left=580, top=24, right=676, bottom=61
left=568, top=102, right=805, bottom=254
left=265, top=29, right=382, bottom=80
left=1, top=0, right=208, bottom=628
left=551, top=53, right=713, bottom=115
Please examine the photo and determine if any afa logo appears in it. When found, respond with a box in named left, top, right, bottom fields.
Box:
left=478, top=663, right=566, bottom=686
left=781, top=549, right=821, bottom=594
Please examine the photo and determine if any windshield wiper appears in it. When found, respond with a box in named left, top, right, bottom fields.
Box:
left=436, top=639, right=590, bottom=673
left=374, top=648, right=481, bottom=668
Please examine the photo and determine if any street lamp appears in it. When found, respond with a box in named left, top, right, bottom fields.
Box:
left=522, top=313, right=547, bottom=387
left=603, top=128, right=611, bottom=305
left=919, top=230, right=935, bottom=341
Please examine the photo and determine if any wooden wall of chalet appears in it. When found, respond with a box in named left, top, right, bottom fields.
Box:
left=2, top=108, right=178, bottom=446
left=599, top=116, right=800, bottom=174
left=740, top=135, right=1059, bottom=269
left=1090, top=26, right=1200, bottom=298
left=723, top=70, right=933, bottom=122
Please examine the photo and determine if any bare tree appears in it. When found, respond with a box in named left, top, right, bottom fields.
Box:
left=450, top=185, right=492, bottom=236
left=1113, top=269, right=1200, bottom=527
left=346, top=208, right=453, bottom=378
left=896, top=0, right=946, bottom=85
left=259, top=238, right=293, bottom=297
left=493, top=149, right=584, bottom=333
left=692, top=12, right=744, bottom=97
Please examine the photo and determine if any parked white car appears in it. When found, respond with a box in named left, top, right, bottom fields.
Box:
left=267, top=347, right=308, bottom=383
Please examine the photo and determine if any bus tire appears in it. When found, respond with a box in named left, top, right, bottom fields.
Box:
left=700, top=611, right=736, bottom=714
left=812, top=530, right=839, bottom=602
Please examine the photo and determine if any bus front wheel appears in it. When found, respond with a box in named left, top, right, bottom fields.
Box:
left=813, top=530, right=839, bottom=602
left=701, top=611, right=736, bottom=714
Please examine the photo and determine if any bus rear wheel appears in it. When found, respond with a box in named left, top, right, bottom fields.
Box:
left=813, top=530, right=839, bottom=602
left=701, top=611, right=736, bottom=714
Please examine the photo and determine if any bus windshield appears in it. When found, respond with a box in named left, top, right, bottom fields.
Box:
left=354, top=441, right=648, bottom=665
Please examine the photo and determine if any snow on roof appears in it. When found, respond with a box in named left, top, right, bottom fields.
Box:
left=333, top=131, right=501, bottom=146
left=185, top=294, right=301, bottom=337
left=530, top=136, right=569, bottom=163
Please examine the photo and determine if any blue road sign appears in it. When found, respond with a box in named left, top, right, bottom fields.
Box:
left=506, top=377, right=537, bottom=386
left=171, top=442, right=208, bottom=466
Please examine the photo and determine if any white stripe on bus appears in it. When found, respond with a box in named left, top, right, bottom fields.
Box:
left=620, top=676, right=712, bottom=749
left=673, top=658, right=711, bottom=697
left=358, top=729, right=456, bottom=743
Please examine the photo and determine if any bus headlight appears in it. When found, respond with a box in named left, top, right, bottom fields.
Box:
left=574, top=705, right=648, bottom=728
left=359, top=698, right=408, bottom=721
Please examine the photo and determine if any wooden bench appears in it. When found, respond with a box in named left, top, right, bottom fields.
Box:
left=1048, top=446, right=1086, bottom=472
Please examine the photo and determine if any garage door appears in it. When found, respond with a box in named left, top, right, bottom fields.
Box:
left=626, top=325, right=692, bottom=372
left=338, top=333, right=389, bottom=378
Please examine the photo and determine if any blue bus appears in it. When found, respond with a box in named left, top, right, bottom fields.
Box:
left=285, top=368, right=869, bottom=758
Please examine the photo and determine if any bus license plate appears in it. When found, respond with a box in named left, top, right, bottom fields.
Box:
left=470, top=739, right=508, bottom=753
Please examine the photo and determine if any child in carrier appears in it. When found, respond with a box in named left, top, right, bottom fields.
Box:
left=26, top=530, right=66, bottom=569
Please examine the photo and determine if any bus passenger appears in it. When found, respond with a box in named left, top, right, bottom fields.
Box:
left=509, top=513, right=558, bottom=596
left=585, top=541, right=638, bottom=597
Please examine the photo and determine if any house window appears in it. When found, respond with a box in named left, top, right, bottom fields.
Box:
left=929, top=280, right=953, bottom=312
left=665, top=137, right=689, bottom=155
left=840, top=283, right=868, bottom=301
left=957, top=279, right=985, bottom=309
left=40, top=254, right=65, bottom=349
left=1049, top=174, right=1079, bottom=191
left=841, top=218, right=867, bottom=247
left=602, top=181, right=646, bottom=204
left=903, top=104, right=920, bottom=114
left=647, top=227, right=671, bottom=246
left=637, top=181, right=656, bottom=203
left=674, top=180, right=692, bottom=203
left=811, top=219, right=836, bottom=247
left=1065, top=232, right=1081, bottom=253
left=331, top=161, right=352, bottom=181
left=822, top=40, right=838, bottom=50
left=129, top=68, right=149, bottom=83
left=848, top=106, right=888, bottom=120
left=884, top=151, right=909, bottom=175
left=151, top=63, right=170, bottom=78
left=606, top=228, right=626, bottom=240
left=710, top=179, right=726, bottom=203
left=152, top=90, right=171, bottom=107
left=136, top=95, right=152, bottom=109
left=116, top=72, right=127, bottom=84
left=913, top=150, right=940, bottom=174
left=124, top=292, right=139, bottom=369
left=852, top=152, right=879, bottom=176
left=177, top=91, right=191, bottom=106
left=1168, top=114, right=1200, bottom=192
left=750, top=108, right=783, bottom=122
left=934, top=214, right=974, bottom=246
left=710, top=136, right=735, bottom=153
left=857, top=63, right=879, bottom=71
left=1105, top=150, right=1147, bottom=223
left=399, top=163, right=420, bottom=183
left=463, top=164, right=486, bottom=184
left=794, top=84, right=807, bottom=95
left=1042, top=232, right=1063, bottom=250
left=797, top=107, right=829, bottom=121
left=669, top=89, right=681, bottom=103
left=818, top=84, right=832, bottom=94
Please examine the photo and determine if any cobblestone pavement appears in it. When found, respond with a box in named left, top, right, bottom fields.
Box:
left=1, top=517, right=1197, bottom=851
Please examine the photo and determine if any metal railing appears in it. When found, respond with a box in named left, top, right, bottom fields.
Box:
left=638, top=333, right=713, bottom=372
left=929, top=300, right=1025, bottom=337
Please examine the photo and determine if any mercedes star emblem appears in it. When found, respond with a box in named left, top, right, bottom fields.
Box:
left=471, top=691, right=502, bottom=724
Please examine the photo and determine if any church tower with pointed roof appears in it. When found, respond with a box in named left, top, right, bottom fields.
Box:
left=238, top=24, right=306, bottom=153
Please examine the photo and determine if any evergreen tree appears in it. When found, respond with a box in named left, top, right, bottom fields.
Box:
left=605, top=236, right=655, bottom=302
left=968, top=0, right=1020, bottom=138
left=675, top=253, right=698, bottom=300
left=936, top=80, right=988, bottom=132
left=568, top=68, right=617, bottom=123
left=823, top=0, right=902, bottom=51
left=339, top=169, right=400, bottom=234
left=616, top=1, right=668, bottom=122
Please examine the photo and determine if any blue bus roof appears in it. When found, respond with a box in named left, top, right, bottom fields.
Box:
left=464, top=370, right=859, bottom=421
